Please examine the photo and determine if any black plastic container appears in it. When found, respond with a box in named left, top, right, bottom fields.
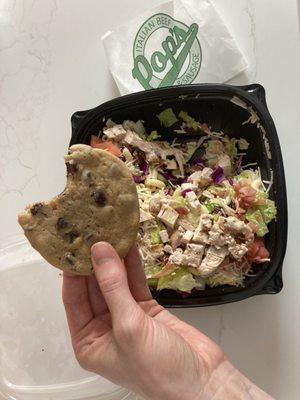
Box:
left=70, top=84, right=287, bottom=307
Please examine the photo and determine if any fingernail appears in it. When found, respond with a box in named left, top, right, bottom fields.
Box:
left=91, top=242, right=116, bottom=267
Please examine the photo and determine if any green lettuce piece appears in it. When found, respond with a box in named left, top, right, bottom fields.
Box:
left=185, top=142, right=198, bottom=160
left=157, top=108, right=178, bottom=127
left=212, top=214, right=220, bottom=222
left=179, top=111, right=198, bottom=130
left=203, top=199, right=215, bottom=213
left=146, top=130, right=159, bottom=141
left=150, top=225, right=163, bottom=245
left=172, top=187, right=187, bottom=206
left=259, top=199, right=277, bottom=224
left=224, top=138, right=238, bottom=160
left=157, top=267, right=201, bottom=292
left=245, top=209, right=268, bottom=237
left=147, top=278, right=158, bottom=288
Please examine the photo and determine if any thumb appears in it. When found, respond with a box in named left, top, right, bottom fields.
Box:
left=91, top=242, right=137, bottom=322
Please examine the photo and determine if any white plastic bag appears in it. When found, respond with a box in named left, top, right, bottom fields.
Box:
left=102, top=0, right=248, bottom=95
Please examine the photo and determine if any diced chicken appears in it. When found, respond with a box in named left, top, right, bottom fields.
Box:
left=198, top=246, right=229, bottom=277
left=181, top=182, right=198, bottom=191
left=147, top=151, right=161, bottom=163
left=217, top=154, right=232, bottom=175
left=224, top=216, right=253, bottom=241
left=170, top=226, right=184, bottom=249
left=124, top=131, right=159, bottom=159
left=188, top=167, right=213, bottom=187
left=169, top=248, right=184, bottom=265
left=174, top=150, right=185, bottom=176
left=205, top=140, right=224, bottom=158
left=140, top=209, right=155, bottom=223
left=185, top=191, right=201, bottom=212
left=149, top=196, right=162, bottom=214
left=159, top=230, right=169, bottom=243
left=199, top=214, right=213, bottom=230
left=209, top=223, right=227, bottom=248
left=178, top=218, right=197, bottom=231
left=157, top=205, right=179, bottom=229
left=228, top=241, right=248, bottom=260
left=192, top=214, right=213, bottom=244
left=165, top=159, right=177, bottom=170
left=163, top=244, right=173, bottom=254
left=181, top=244, right=205, bottom=269
left=103, top=124, right=127, bottom=141
left=181, top=230, right=194, bottom=244
left=192, top=230, right=209, bottom=244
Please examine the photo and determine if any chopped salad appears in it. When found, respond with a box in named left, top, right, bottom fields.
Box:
left=90, top=109, right=276, bottom=294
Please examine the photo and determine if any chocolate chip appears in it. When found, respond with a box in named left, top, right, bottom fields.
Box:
left=92, top=187, right=107, bottom=206
left=57, top=218, right=68, bottom=230
left=30, top=202, right=44, bottom=215
left=66, top=160, right=78, bottom=176
left=69, top=230, right=79, bottom=243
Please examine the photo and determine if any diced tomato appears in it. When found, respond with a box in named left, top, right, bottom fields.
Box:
left=90, top=135, right=122, bottom=157
left=247, top=237, right=270, bottom=262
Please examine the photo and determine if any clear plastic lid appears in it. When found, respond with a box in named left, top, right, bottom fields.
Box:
left=0, top=236, right=139, bottom=400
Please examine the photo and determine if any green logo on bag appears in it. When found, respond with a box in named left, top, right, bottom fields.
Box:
left=132, top=13, right=202, bottom=89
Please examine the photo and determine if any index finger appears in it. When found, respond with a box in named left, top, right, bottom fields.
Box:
left=62, top=272, right=93, bottom=337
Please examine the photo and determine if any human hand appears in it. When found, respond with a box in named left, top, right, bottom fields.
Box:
left=63, top=242, right=273, bottom=400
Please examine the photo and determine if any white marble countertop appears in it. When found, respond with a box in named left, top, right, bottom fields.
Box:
left=1, top=0, right=299, bottom=399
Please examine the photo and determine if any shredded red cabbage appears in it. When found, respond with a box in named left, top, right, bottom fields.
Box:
left=162, top=170, right=177, bottom=182
left=211, top=166, right=224, bottom=184
left=228, top=177, right=234, bottom=186
left=181, top=188, right=192, bottom=197
left=133, top=175, right=145, bottom=183
left=139, top=159, right=148, bottom=174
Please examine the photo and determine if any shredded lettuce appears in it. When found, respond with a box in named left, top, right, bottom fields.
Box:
left=185, top=142, right=198, bottom=160
left=259, top=199, right=276, bottom=224
left=172, top=187, right=188, bottom=206
left=157, top=267, right=203, bottom=292
left=245, top=209, right=268, bottom=237
left=234, top=170, right=264, bottom=191
left=146, top=130, right=159, bottom=141
left=150, top=228, right=161, bottom=245
left=157, top=108, right=178, bottom=127
left=224, top=138, right=238, bottom=160
left=147, top=278, right=158, bottom=288
left=123, top=120, right=146, bottom=137
left=179, top=111, right=198, bottom=130
left=203, top=199, right=215, bottom=213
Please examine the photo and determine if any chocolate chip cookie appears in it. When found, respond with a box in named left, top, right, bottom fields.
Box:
left=18, top=144, right=140, bottom=275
